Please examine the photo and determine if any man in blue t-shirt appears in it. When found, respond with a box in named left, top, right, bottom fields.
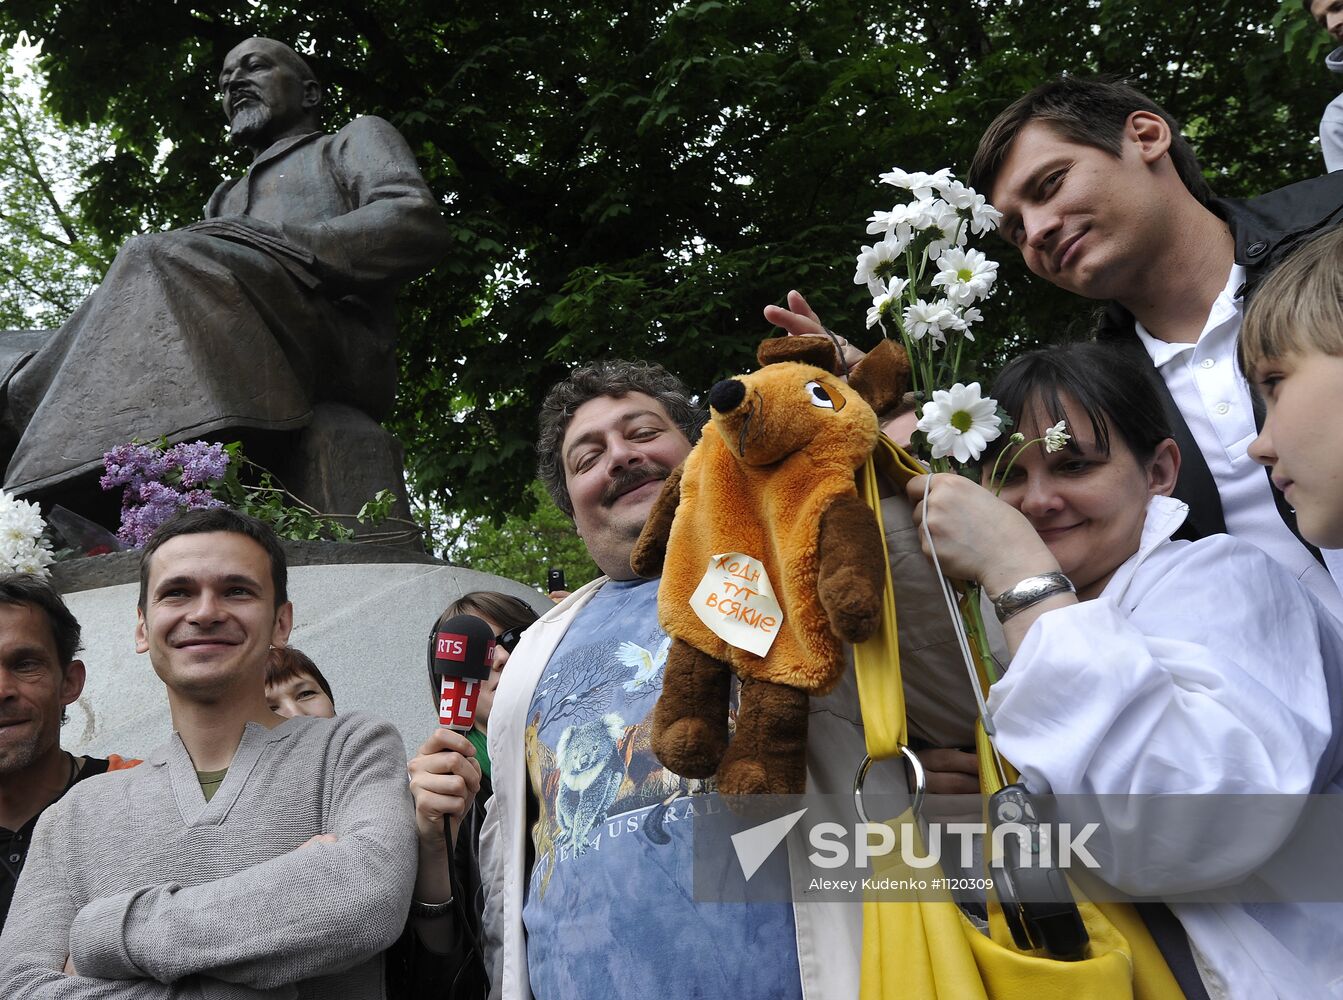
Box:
left=480, top=359, right=882, bottom=999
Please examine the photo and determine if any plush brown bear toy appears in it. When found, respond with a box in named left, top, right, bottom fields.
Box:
left=631, top=335, right=909, bottom=795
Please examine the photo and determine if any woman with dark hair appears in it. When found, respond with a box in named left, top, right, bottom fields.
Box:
left=394, top=592, right=538, bottom=999
left=908, top=341, right=1343, bottom=998
left=436, top=591, right=540, bottom=778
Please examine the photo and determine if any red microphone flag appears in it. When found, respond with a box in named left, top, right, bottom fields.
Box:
left=432, top=624, right=495, bottom=730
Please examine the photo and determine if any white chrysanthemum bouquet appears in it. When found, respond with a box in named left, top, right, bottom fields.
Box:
left=857, top=166, right=1006, bottom=471
left=855, top=168, right=1074, bottom=685
left=0, top=491, right=55, bottom=577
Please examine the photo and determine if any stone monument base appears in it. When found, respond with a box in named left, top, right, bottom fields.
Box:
left=280, top=402, right=419, bottom=548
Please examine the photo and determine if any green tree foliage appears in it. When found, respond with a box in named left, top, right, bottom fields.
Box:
left=0, top=39, right=115, bottom=328
left=437, top=481, right=600, bottom=591
left=0, top=0, right=1334, bottom=527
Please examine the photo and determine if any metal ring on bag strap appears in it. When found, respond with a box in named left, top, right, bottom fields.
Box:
left=853, top=746, right=925, bottom=826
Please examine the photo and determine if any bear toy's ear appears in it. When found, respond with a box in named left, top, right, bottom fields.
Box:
left=756, top=334, right=839, bottom=373
left=849, top=338, right=912, bottom=418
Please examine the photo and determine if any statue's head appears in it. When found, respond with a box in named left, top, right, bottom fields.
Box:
left=219, top=38, right=322, bottom=150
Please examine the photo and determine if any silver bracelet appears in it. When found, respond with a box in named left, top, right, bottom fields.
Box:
left=409, top=896, right=454, bottom=918
left=990, top=572, right=1075, bottom=623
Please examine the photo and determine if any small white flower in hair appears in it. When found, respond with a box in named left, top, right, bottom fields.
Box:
left=1044, top=420, right=1071, bottom=454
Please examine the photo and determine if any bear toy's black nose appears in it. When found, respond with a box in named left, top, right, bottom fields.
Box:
left=709, top=378, right=746, bottom=413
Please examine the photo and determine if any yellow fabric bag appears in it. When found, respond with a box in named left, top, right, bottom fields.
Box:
left=853, top=437, right=1185, bottom=1000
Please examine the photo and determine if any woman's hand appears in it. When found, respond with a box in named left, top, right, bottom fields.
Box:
left=905, top=473, right=1059, bottom=595
left=407, top=727, right=482, bottom=911
left=408, top=728, right=482, bottom=849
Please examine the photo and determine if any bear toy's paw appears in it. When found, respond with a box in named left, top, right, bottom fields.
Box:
left=716, top=755, right=806, bottom=796
left=818, top=564, right=881, bottom=643
left=716, top=758, right=771, bottom=796
left=652, top=717, right=727, bottom=779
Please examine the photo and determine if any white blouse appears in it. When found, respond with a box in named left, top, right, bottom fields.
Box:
left=989, top=495, right=1343, bottom=999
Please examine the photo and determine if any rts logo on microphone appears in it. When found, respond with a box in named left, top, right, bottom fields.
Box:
left=440, top=676, right=479, bottom=729
left=434, top=631, right=497, bottom=664
left=435, top=632, right=469, bottom=662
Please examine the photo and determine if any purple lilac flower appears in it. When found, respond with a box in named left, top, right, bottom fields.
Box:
left=104, top=439, right=232, bottom=548
left=184, top=489, right=227, bottom=511
left=100, top=442, right=162, bottom=491
left=116, top=481, right=184, bottom=548
left=166, top=441, right=229, bottom=488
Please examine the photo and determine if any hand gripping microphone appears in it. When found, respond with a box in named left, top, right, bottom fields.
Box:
left=428, top=614, right=496, bottom=731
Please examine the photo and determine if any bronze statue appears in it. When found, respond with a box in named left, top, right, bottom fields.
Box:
left=0, top=38, right=449, bottom=523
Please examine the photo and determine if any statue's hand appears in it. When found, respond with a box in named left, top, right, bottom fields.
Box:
left=187, top=215, right=286, bottom=241
left=186, top=216, right=316, bottom=276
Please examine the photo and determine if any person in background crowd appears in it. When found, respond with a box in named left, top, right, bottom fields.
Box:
left=429, top=591, right=538, bottom=812
left=1305, top=0, right=1343, bottom=171
left=0, top=508, right=416, bottom=998
left=393, top=590, right=538, bottom=999
left=265, top=645, right=336, bottom=718
left=0, top=574, right=138, bottom=933
left=969, top=75, right=1343, bottom=618
left=1243, top=226, right=1343, bottom=549
left=910, top=341, right=1343, bottom=999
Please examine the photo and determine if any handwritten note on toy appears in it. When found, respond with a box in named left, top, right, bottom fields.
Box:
left=690, top=552, right=782, bottom=657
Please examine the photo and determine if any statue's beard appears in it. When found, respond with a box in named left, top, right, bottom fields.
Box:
left=229, top=103, right=273, bottom=145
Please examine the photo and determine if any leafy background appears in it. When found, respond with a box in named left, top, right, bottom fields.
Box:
left=0, top=0, right=1334, bottom=586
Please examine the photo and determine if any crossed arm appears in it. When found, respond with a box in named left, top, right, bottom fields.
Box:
left=0, top=717, right=417, bottom=996
left=0, top=805, right=291, bottom=1000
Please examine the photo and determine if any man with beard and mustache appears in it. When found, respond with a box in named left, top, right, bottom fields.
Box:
left=0, top=508, right=416, bottom=998
left=0, top=575, right=137, bottom=934
left=475, top=360, right=903, bottom=1000
left=0, top=37, right=449, bottom=516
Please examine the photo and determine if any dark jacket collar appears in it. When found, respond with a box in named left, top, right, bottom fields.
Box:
left=1211, top=172, right=1343, bottom=297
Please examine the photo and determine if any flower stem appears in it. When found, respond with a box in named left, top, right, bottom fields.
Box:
left=963, top=583, right=999, bottom=684
left=988, top=436, right=1047, bottom=495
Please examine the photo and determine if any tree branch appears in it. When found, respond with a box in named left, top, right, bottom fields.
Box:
left=0, top=261, right=73, bottom=313
left=0, top=89, right=83, bottom=247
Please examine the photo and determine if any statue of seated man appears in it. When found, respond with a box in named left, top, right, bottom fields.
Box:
left=0, top=37, right=450, bottom=517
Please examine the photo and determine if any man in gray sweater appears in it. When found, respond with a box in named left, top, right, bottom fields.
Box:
left=0, top=508, right=417, bottom=998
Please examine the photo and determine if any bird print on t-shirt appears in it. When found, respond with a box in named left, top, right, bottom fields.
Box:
left=616, top=636, right=671, bottom=692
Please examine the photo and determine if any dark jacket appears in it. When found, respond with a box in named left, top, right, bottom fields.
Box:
left=385, top=774, right=491, bottom=999
left=0, top=755, right=115, bottom=933
left=1097, top=172, right=1343, bottom=545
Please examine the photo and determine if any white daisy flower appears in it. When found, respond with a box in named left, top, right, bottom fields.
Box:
left=931, top=247, right=999, bottom=306
left=854, top=237, right=906, bottom=297
left=916, top=382, right=1004, bottom=463
left=965, top=193, right=1003, bottom=235
left=0, top=492, right=54, bottom=577
left=903, top=298, right=957, bottom=345
left=866, top=292, right=898, bottom=329
left=879, top=166, right=954, bottom=200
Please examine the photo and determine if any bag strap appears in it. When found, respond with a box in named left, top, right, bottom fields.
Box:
left=853, top=438, right=1019, bottom=790
left=853, top=441, right=911, bottom=759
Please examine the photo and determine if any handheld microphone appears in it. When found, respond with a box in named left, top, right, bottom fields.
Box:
left=428, top=614, right=496, bottom=731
